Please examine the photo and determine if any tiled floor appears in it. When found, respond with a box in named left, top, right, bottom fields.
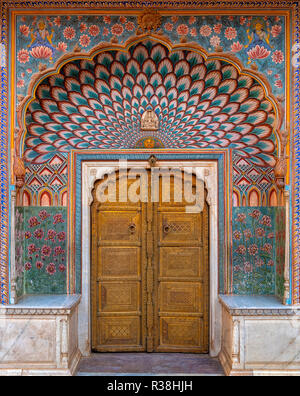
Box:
left=76, top=353, right=224, bottom=376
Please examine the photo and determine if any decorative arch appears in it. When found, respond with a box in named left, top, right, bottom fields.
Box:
left=80, top=159, right=220, bottom=355
left=269, top=187, right=279, bottom=206
left=38, top=188, right=53, bottom=206
left=232, top=189, right=241, bottom=207
left=248, top=186, right=261, bottom=206
left=15, top=34, right=283, bottom=168
left=22, top=189, right=31, bottom=207
left=60, top=189, right=68, bottom=207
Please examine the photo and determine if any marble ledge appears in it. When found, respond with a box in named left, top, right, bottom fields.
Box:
left=219, top=295, right=300, bottom=316
left=0, top=294, right=81, bottom=316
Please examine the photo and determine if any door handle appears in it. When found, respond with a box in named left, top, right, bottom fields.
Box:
left=128, top=223, right=136, bottom=234
left=163, top=224, right=170, bottom=234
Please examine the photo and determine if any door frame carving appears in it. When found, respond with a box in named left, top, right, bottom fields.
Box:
left=79, top=159, right=220, bottom=357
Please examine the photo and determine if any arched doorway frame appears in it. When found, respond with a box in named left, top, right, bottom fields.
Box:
left=80, top=158, right=220, bottom=356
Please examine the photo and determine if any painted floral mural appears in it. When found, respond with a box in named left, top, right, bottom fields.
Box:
left=16, top=14, right=285, bottom=101
left=232, top=207, right=277, bottom=295
left=22, top=207, right=67, bottom=294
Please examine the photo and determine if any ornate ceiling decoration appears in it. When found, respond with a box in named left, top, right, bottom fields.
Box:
left=137, top=9, right=162, bottom=33
left=23, top=38, right=278, bottom=166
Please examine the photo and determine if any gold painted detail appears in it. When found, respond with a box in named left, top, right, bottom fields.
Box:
left=13, top=156, right=25, bottom=188
left=110, top=326, right=131, bottom=338
left=275, top=156, right=287, bottom=189
left=163, top=222, right=192, bottom=234
left=137, top=9, right=162, bottom=33
left=148, top=155, right=158, bottom=168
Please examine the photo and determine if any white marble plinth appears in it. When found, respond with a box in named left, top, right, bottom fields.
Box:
left=219, top=296, right=300, bottom=376
left=0, top=295, right=81, bottom=376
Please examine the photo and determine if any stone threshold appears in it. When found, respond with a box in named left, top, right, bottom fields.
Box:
left=76, top=353, right=225, bottom=376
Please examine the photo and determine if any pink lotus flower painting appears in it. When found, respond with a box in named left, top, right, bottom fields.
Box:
left=247, top=45, right=271, bottom=60
left=30, top=46, right=53, bottom=59
left=19, top=24, right=30, bottom=37
left=231, top=42, right=244, bottom=53
left=17, top=49, right=30, bottom=64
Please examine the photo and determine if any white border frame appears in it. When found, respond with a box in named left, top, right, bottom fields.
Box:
left=79, top=159, right=221, bottom=357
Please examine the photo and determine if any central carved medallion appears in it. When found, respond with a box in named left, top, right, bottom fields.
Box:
left=138, top=9, right=162, bottom=33
left=141, top=109, right=159, bottom=131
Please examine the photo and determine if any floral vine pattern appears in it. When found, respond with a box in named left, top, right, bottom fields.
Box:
left=21, top=207, right=67, bottom=294
left=232, top=207, right=277, bottom=295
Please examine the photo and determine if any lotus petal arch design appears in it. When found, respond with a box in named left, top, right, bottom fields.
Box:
left=24, top=40, right=278, bottom=166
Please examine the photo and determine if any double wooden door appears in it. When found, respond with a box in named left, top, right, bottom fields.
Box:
left=91, top=171, right=209, bottom=353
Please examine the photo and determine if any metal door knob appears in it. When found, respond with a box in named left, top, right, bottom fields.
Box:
left=128, top=223, right=136, bottom=234
left=163, top=224, right=170, bottom=234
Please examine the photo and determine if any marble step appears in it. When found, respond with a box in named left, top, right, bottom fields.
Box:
left=76, top=353, right=224, bottom=376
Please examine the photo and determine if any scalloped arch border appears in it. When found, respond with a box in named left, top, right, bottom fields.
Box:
left=17, top=33, right=283, bottom=158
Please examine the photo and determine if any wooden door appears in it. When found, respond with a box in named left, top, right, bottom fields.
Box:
left=91, top=174, right=147, bottom=351
left=91, top=171, right=209, bottom=353
left=153, top=174, right=209, bottom=353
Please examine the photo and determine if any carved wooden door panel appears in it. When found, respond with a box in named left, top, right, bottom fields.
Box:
left=91, top=175, right=147, bottom=352
left=153, top=174, right=209, bottom=353
left=91, top=171, right=209, bottom=353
